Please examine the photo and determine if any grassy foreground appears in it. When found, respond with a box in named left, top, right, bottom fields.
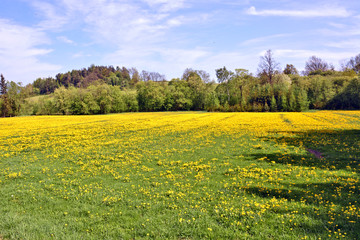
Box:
left=0, top=111, right=359, bottom=239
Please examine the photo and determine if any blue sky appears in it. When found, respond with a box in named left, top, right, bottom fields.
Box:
left=1, top=0, right=360, bottom=84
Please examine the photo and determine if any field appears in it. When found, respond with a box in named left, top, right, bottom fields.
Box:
left=0, top=111, right=359, bottom=239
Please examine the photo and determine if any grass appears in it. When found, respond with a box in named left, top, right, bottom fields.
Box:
left=0, top=111, right=359, bottom=239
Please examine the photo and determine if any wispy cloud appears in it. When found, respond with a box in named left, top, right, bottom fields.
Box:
left=325, top=39, right=360, bottom=49
left=72, top=52, right=92, bottom=58
left=246, top=6, right=351, bottom=18
left=29, top=0, right=194, bottom=46
left=142, top=0, right=187, bottom=12
left=0, top=19, right=61, bottom=83
left=242, top=33, right=293, bottom=46
left=31, top=1, right=70, bottom=30
left=57, top=36, right=75, bottom=44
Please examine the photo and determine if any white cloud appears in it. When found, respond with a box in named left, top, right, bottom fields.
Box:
left=57, top=36, right=75, bottom=44
left=72, top=52, right=92, bottom=58
left=142, top=0, right=187, bottom=12
left=103, top=46, right=261, bottom=80
left=326, top=39, right=360, bottom=49
left=320, top=27, right=360, bottom=37
left=31, top=1, right=70, bottom=30
left=246, top=6, right=351, bottom=18
left=103, top=46, right=209, bottom=79
left=29, top=0, right=192, bottom=47
left=242, top=34, right=293, bottom=46
left=0, top=19, right=61, bottom=84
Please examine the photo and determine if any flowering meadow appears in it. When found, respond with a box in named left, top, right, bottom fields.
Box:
left=0, top=111, right=359, bottom=239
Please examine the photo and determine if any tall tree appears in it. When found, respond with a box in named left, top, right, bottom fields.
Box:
left=182, top=68, right=210, bottom=83
left=304, top=56, right=330, bottom=75
left=345, top=53, right=360, bottom=74
left=0, top=74, right=10, bottom=117
left=216, top=67, right=233, bottom=102
left=0, top=74, right=6, bottom=95
left=257, top=49, right=280, bottom=84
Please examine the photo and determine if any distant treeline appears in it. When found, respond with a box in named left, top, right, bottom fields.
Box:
left=1, top=51, right=360, bottom=116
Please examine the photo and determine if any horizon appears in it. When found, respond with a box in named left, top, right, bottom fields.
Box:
left=1, top=0, right=360, bottom=84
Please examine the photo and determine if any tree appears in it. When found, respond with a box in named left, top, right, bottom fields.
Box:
left=257, top=49, right=280, bottom=84
left=295, top=87, right=309, bottom=112
left=325, top=78, right=360, bottom=110
left=168, top=79, right=193, bottom=110
left=0, top=74, right=11, bottom=117
left=136, top=81, right=166, bottom=111
left=270, top=95, right=277, bottom=112
left=345, top=54, right=360, bottom=74
left=278, top=95, right=288, bottom=112
left=304, top=56, right=330, bottom=75
left=283, top=64, right=298, bottom=75
left=140, top=70, right=166, bottom=82
left=182, top=68, right=210, bottom=83
left=216, top=67, right=233, bottom=102
left=1, top=74, right=7, bottom=96
left=128, top=67, right=140, bottom=87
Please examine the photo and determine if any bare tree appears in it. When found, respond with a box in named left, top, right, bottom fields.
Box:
left=345, top=54, right=360, bottom=74
left=304, top=56, right=330, bottom=75
left=182, top=68, right=211, bottom=83
left=140, top=70, right=166, bottom=82
left=257, top=49, right=280, bottom=84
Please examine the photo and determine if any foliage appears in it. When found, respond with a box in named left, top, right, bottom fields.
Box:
left=344, top=53, right=360, bottom=74
left=283, top=64, right=298, bottom=75
left=1, top=75, right=24, bottom=117
left=325, top=78, right=360, bottom=109
left=0, top=74, right=11, bottom=117
left=4, top=51, right=360, bottom=116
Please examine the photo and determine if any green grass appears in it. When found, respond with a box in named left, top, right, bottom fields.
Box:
left=0, top=112, right=359, bottom=239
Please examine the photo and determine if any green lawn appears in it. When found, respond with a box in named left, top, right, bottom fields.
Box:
left=0, top=112, right=359, bottom=239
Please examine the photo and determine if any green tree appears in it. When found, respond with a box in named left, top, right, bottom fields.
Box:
left=216, top=67, right=233, bottom=102
left=0, top=74, right=10, bottom=117
left=7, top=81, right=23, bottom=116
left=295, top=87, right=309, bottom=112
left=283, top=64, right=298, bottom=75
left=54, top=86, right=71, bottom=115
left=110, top=87, right=127, bottom=113
left=137, top=81, right=166, bottom=111
left=168, top=79, right=193, bottom=110
left=288, top=90, right=296, bottom=112
left=270, top=95, right=277, bottom=112
left=279, top=95, right=288, bottom=112
left=325, top=78, right=360, bottom=109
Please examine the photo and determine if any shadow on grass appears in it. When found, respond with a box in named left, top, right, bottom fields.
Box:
left=240, top=129, right=360, bottom=238
left=256, top=129, right=360, bottom=172
left=244, top=182, right=359, bottom=207
left=243, top=182, right=360, bottom=238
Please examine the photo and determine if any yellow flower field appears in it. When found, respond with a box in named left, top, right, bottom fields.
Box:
left=0, top=111, right=359, bottom=239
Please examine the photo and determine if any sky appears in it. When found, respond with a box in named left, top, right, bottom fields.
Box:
left=1, top=0, right=360, bottom=84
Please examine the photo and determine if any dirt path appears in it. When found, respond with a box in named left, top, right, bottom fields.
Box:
left=306, top=148, right=324, bottom=159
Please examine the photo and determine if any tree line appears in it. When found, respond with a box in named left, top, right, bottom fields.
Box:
left=1, top=51, right=360, bottom=116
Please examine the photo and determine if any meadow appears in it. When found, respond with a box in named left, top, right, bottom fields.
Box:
left=0, top=111, right=359, bottom=239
